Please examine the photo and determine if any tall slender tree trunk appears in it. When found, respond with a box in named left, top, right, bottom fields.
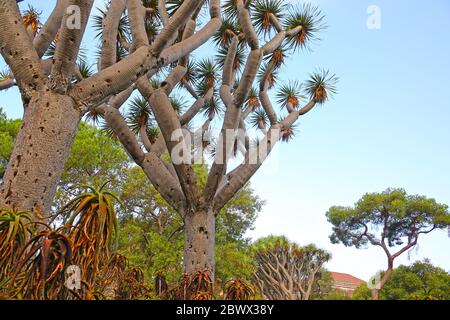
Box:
left=371, top=259, right=394, bottom=300
left=0, top=90, right=81, bottom=216
left=183, top=208, right=215, bottom=281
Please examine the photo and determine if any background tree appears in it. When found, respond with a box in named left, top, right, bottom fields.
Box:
left=353, top=259, right=450, bottom=300
left=0, top=108, right=20, bottom=180
left=118, top=165, right=263, bottom=292
left=252, top=235, right=331, bottom=300
left=326, top=188, right=450, bottom=300
left=55, top=122, right=130, bottom=211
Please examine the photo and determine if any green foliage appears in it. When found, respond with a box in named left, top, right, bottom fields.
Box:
left=0, top=108, right=20, bottom=178
left=251, top=0, right=286, bottom=37
left=55, top=122, right=129, bottom=211
left=354, top=260, right=450, bottom=300
left=283, top=4, right=326, bottom=52
left=276, top=80, right=304, bottom=111
left=326, top=188, right=450, bottom=249
left=304, top=70, right=338, bottom=104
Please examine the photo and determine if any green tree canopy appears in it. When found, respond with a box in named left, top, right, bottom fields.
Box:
left=0, top=108, right=20, bottom=179
left=353, top=259, right=450, bottom=300
left=55, top=122, right=130, bottom=211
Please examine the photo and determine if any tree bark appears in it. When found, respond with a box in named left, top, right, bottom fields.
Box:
left=372, top=259, right=394, bottom=300
left=0, top=91, right=80, bottom=216
left=183, top=208, right=215, bottom=281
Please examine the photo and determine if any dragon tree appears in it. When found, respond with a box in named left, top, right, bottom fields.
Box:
left=0, top=0, right=337, bottom=288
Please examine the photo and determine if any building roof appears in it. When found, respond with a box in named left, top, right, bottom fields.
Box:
left=330, top=272, right=366, bottom=290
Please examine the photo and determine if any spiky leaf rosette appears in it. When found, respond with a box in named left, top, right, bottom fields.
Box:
left=57, top=183, right=122, bottom=286
left=249, top=108, right=269, bottom=130
left=257, top=62, right=279, bottom=89
left=22, top=5, right=41, bottom=35
left=195, top=59, right=219, bottom=90
left=263, top=43, right=288, bottom=69
left=225, top=278, right=254, bottom=300
left=146, top=127, right=160, bottom=144
left=77, top=61, right=94, bottom=79
left=304, top=70, right=338, bottom=104
left=278, top=116, right=299, bottom=142
left=100, top=120, right=117, bottom=140
left=201, top=95, right=224, bottom=120
left=213, top=18, right=240, bottom=48
left=217, top=45, right=247, bottom=73
left=0, top=69, right=9, bottom=81
left=170, top=270, right=213, bottom=300
left=127, top=96, right=152, bottom=134
left=85, top=107, right=104, bottom=125
left=251, top=0, right=285, bottom=36
left=144, top=18, right=160, bottom=43
left=276, top=80, right=305, bottom=112
left=245, top=87, right=261, bottom=110
left=223, top=0, right=239, bottom=20
left=180, top=59, right=198, bottom=86
left=166, top=0, right=184, bottom=17
left=169, top=96, right=186, bottom=115
left=92, top=6, right=131, bottom=43
left=0, top=209, right=34, bottom=282
left=284, top=4, right=326, bottom=51
left=142, top=0, right=159, bottom=19
left=96, top=253, right=150, bottom=299
left=11, top=229, right=72, bottom=300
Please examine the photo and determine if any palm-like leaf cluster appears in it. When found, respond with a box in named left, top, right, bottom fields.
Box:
left=225, top=278, right=254, bottom=300
left=304, top=70, right=338, bottom=104
left=284, top=4, right=326, bottom=52
left=276, top=80, right=304, bottom=112
left=169, top=270, right=213, bottom=300
left=127, top=96, right=152, bottom=134
left=22, top=5, right=42, bottom=35
left=10, top=229, right=72, bottom=299
left=249, top=108, right=269, bottom=130
left=0, top=209, right=34, bottom=282
left=57, top=183, right=121, bottom=286
left=251, top=0, right=286, bottom=37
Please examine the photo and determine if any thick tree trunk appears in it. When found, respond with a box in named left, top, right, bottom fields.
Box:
left=183, top=208, right=215, bottom=281
left=0, top=90, right=80, bottom=216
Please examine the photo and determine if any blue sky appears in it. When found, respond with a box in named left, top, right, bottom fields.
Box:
left=1, top=0, right=450, bottom=281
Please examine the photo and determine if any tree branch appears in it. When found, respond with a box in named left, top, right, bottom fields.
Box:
left=100, top=0, right=127, bottom=70
left=0, top=0, right=46, bottom=98
left=34, top=0, right=69, bottom=58
left=50, top=0, right=94, bottom=91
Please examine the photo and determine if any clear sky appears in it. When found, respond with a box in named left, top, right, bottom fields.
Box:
left=1, top=0, right=450, bottom=281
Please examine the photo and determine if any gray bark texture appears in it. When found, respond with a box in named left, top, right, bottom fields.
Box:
left=183, top=208, right=216, bottom=279
left=0, top=91, right=80, bottom=215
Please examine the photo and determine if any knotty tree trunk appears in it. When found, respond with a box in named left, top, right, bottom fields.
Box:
left=0, top=90, right=80, bottom=216
left=183, top=208, right=216, bottom=280
left=371, top=259, right=394, bottom=300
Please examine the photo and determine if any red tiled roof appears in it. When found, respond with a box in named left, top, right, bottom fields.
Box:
left=330, top=272, right=366, bottom=288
